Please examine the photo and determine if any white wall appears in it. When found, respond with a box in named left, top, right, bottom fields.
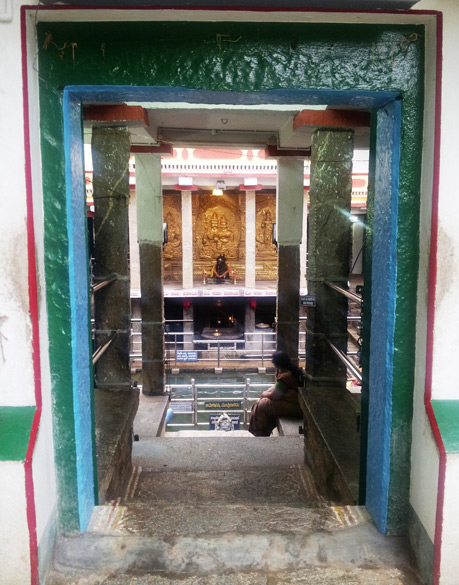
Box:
left=415, top=0, right=459, bottom=401
left=0, top=1, right=35, bottom=406
left=441, top=455, right=459, bottom=584
left=411, top=2, right=459, bottom=583
left=0, top=1, right=58, bottom=581
left=0, top=463, right=31, bottom=585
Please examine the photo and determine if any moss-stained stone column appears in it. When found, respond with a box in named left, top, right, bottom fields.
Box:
left=92, top=126, right=131, bottom=388
left=306, top=128, right=354, bottom=384
left=136, top=154, right=165, bottom=395
left=276, top=159, right=304, bottom=362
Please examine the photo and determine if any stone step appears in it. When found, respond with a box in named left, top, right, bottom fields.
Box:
left=45, top=436, right=423, bottom=585
left=45, top=565, right=423, bottom=585
left=131, top=435, right=306, bottom=472
left=51, top=520, right=417, bottom=578
left=120, top=464, right=321, bottom=507
left=46, top=564, right=422, bottom=585
left=87, top=501, right=368, bottom=538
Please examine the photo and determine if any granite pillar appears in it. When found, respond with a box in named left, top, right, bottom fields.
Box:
left=92, top=126, right=131, bottom=388
left=306, top=128, right=354, bottom=384
left=136, top=154, right=165, bottom=395
left=276, top=159, right=305, bottom=362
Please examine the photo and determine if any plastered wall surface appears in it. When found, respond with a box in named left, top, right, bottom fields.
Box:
left=441, top=455, right=459, bottom=584
left=0, top=2, right=35, bottom=406
left=416, top=0, right=459, bottom=400
left=410, top=3, right=459, bottom=583
left=0, top=0, right=58, bottom=575
left=0, top=463, right=31, bottom=585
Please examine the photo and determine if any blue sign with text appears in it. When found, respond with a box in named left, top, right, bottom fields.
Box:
left=300, top=295, right=316, bottom=307
left=176, top=350, right=198, bottom=362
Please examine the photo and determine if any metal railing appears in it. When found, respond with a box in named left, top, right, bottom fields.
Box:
left=324, top=281, right=363, bottom=305
left=130, top=329, right=308, bottom=367
left=130, top=313, right=362, bottom=379
left=322, top=282, right=363, bottom=382
left=165, top=378, right=271, bottom=430
left=92, top=331, right=116, bottom=365
left=327, top=340, right=362, bottom=383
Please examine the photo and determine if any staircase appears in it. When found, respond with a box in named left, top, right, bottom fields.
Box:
left=45, top=435, right=422, bottom=585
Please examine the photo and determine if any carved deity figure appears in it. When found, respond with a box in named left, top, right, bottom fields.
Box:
left=210, top=254, right=230, bottom=283
left=163, top=211, right=182, bottom=260
left=216, top=215, right=234, bottom=249
left=256, top=208, right=273, bottom=246
left=202, top=212, right=234, bottom=253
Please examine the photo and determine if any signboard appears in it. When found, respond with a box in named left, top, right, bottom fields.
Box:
left=176, top=350, right=198, bottom=362
left=204, top=400, right=242, bottom=411
left=209, top=413, right=241, bottom=431
left=170, top=401, right=193, bottom=413
left=300, top=295, right=316, bottom=307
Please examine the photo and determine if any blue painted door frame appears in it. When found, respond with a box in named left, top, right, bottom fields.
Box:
left=64, top=86, right=402, bottom=532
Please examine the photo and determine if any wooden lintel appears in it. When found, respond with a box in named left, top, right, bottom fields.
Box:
left=265, top=145, right=311, bottom=159
left=130, top=143, right=174, bottom=156
left=293, top=109, right=371, bottom=131
left=84, top=104, right=149, bottom=126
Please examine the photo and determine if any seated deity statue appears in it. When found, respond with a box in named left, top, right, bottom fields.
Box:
left=209, top=254, right=230, bottom=283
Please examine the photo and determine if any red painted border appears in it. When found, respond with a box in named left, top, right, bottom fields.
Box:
left=21, top=7, right=42, bottom=585
left=423, top=12, right=445, bottom=585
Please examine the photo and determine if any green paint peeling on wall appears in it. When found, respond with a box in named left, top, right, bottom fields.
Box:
left=37, top=18, right=424, bottom=532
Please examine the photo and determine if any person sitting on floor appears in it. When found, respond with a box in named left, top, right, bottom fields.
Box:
left=248, top=350, right=303, bottom=437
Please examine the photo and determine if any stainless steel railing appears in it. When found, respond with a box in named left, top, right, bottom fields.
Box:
left=165, top=378, right=271, bottom=430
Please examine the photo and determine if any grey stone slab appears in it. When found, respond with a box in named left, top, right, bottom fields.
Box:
left=45, top=566, right=422, bottom=585
left=132, top=436, right=305, bottom=471
left=133, top=394, right=169, bottom=439
left=45, top=569, right=269, bottom=585
left=94, top=388, right=139, bottom=503
left=53, top=523, right=418, bottom=576
left=88, top=503, right=369, bottom=538
left=129, top=466, right=318, bottom=506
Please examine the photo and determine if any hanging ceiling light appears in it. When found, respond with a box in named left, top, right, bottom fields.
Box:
left=212, top=180, right=225, bottom=196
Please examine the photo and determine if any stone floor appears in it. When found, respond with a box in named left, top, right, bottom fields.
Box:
left=45, top=435, right=423, bottom=585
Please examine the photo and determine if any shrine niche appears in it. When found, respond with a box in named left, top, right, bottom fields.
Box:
left=193, top=193, right=245, bottom=281
left=256, top=193, right=277, bottom=281
left=163, top=194, right=182, bottom=282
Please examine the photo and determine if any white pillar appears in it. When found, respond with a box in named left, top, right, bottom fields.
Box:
left=136, top=153, right=165, bottom=395
left=181, top=190, right=194, bottom=289
left=300, top=189, right=308, bottom=290
left=245, top=190, right=256, bottom=289
left=276, top=158, right=305, bottom=360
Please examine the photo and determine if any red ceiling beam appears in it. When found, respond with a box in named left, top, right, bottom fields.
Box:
left=293, top=109, right=371, bottom=131
left=84, top=104, right=149, bottom=126
left=130, top=143, right=174, bottom=156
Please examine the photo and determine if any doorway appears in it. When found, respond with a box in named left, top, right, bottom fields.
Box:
left=36, top=17, right=424, bottom=535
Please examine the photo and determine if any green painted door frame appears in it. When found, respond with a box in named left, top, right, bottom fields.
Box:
left=35, top=17, right=424, bottom=533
